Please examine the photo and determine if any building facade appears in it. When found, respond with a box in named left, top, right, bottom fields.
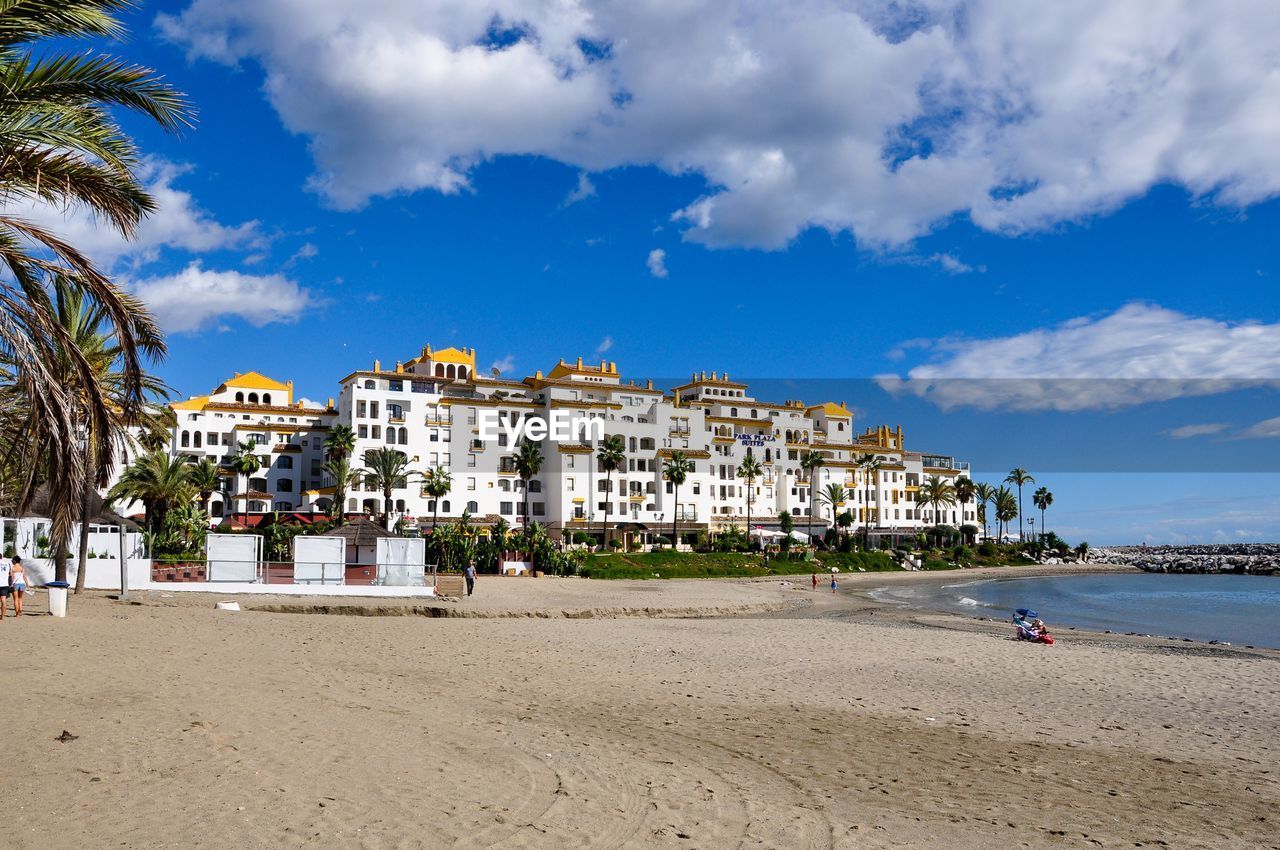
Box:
left=124, top=347, right=977, bottom=542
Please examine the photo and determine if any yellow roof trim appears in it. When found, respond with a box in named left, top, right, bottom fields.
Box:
left=806, top=401, right=852, bottom=418
left=172, top=395, right=210, bottom=411
left=221, top=371, right=290, bottom=392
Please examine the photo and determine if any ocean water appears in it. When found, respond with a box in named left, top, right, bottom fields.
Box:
left=872, top=572, right=1280, bottom=648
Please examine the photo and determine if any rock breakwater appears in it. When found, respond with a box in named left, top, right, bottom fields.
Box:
left=1096, top=544, right=1279, bottom=575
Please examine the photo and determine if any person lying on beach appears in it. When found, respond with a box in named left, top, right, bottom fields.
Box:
left=1032, top=618, right=1049, bottom=637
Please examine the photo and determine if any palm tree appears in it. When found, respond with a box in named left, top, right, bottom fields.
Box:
left=856, top=452, right=883, bottom=549
left=1074, top=541, right=1090, bottom=562
left=994, top=486, right=1018, bottom=542
left=186, top=457, right=221, bottom=514
left=422, top=465, right=452, bottom=536
left=106, top=450, right=191, bottom=534
left=662, top=451, right=693, bottom=550
left=322, top=456, right=359, bottom=525
left=798, top=449, right=824, bottom=547
left=919, top=475, right=957, bottom=547
left=0, top=1, right=191, bottom=576
left=1005, top=468, right=1035, bottom=543
left=820, top=483, right=847, bottom=547
left=954, top=477, right=975, bottom=543
left=737, top=453, right=764, bottom=549
left=1033, top=486, right=1054, bottom=546
left=511, top=440, right=543, bottom=530
left=595, top=434, right=625, bottom=549
left=228, top=441, right=262, bottom=520
left=973, top=482, right=996, bottom=542
left=324, top=424, right=355, bottom=461
left=46, top=277, right=170, bottom=592
left=360, top=447, right=418, bottom=529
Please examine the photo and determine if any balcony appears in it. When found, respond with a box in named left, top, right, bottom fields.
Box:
left=669, top=426, right=691, bottom=436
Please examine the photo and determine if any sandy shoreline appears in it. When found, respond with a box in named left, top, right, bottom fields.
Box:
left=4, top=567, right=1277, bottom=848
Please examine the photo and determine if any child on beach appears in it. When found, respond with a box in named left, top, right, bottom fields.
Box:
left=830, top=574, right=838, bottom=593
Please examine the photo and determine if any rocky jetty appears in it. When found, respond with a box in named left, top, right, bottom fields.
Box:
left=1095, top=544, right=1280, bottom=575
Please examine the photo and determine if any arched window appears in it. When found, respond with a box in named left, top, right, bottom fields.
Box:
left=194, top=432, right=202, bottom=448
left=528, top=480, right=541, bottom=493
left=458, top=366, right=468, bottom=379
left=364, top=380, right=375, bottom=389
left=248, top=392, right=259, bottom=404
left=399, top=427, right=408, bottom=444
left=385, top=430, right=395, bottom=445
left=180, top=431, right=190, bottom=448
left=466, top=501, right=478, bottom=513
left=277, top=456, right=293, bottom=469
left=395, top=499, right=406, bottom=512
left=446, top=364, right=456, bottom=380
left=235, top=392, right=244, bottom=403
left=441, top=500, right=450, bottom=513
left=730, top=407, right=738, bottom=417
left=435, top=364, right=444, bottom=377
left=262, top=393, right=272, bottom=405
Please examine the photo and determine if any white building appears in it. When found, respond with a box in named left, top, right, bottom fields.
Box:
left=111, top=347, right=977, bottom=544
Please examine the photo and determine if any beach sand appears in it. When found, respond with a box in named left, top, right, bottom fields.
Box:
left=3, top=569, right=1277, bottom=848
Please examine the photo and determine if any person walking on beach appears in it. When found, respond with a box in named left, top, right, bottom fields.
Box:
left=464, top=561, right=476, bottom=597
left=811, top=573, right=818, bottom=591
left=9, top=557, right=26, bottom=617
left=830, top=573, right=838, bottom=593
left=0, top=555, right=10, bottom=620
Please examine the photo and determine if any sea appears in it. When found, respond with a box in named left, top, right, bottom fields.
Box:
left=871, top=572, right=1280, bottom=649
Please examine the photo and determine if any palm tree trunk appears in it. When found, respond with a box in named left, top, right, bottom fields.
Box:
left=384, top=486, right=393, bottom=530
left=74, top=462, right=93, bottom=594
left=602, top=469, right=612, bottom=549
left=1017, top=487, right=1024, bottom=543
left=671, top=484, right=679, bottom=550
left=746, top=487, right=752, bottom=552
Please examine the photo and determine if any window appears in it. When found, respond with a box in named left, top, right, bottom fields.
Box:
left=528, top=480, right=542, bottom=493
left=276, top=479, right=293, bottom=492
left=500, top=501, right=513, bottom=516
left=467, top=477, right=476, bottom=490
left=372, top=425, right=381, bottom=439
left=262, top=394, right=272, bottom=405
left=248, top=393, right=259, bottom=404
left=207, top=432, right=218, bottom=446
left=235, top=392, right=244, bottom=402
left=357, top=401, right=366, bottom=418
left=388, top=380, right=403, bottom=392
left=277, top=456, right=293, bottom=469
left=532, top=502, right=545, bottom=516
left=467, top=453, right=477, bottom=468
left=370, top=401, right=379, bottom=418
left=358, top=425, right=368, bottom=438
left=364, top=380, right=375, bottom=389
left=467, top=501, right=478, bottom=513
left=180, top=431, right=190, bottom=448
left=441, top=501, right=450, bottom=513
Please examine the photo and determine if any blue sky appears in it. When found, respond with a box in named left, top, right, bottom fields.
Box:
left=42, top=1, right=1280, bottom=545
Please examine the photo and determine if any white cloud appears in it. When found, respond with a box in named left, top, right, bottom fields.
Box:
left=131, top=262, right=317, bottom=333
left=877, top=303, right=1280, bottom=411
left=595, top=335, right=614, bottom=355
left=1165, top=423, right=1230, bottom=439
left=285, top=241, right=319, bottom=266
left=1240, top=416, right=1280, bottom=439
left=158, top=1, right=1280, bottom=248
left=646, top=248, right=668, bottom=278
left=563, top=172, right=596, bottom=206
left=930, top=253, right=974, bottom=274
left=490, top=354, right=516, bottom=375
left=17, top=158, right=262, bottom=268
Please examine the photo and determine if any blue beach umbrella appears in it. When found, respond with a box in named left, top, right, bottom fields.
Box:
left=1015, top=608, right=1038, bottom=618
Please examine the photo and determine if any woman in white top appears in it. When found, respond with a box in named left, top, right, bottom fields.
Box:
left=0, top=557, right=9, bottom=620
left=9, top=556, right=27, bottom=617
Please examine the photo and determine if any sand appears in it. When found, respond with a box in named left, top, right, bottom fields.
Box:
left=3, top=569, right=1277, bottom=848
